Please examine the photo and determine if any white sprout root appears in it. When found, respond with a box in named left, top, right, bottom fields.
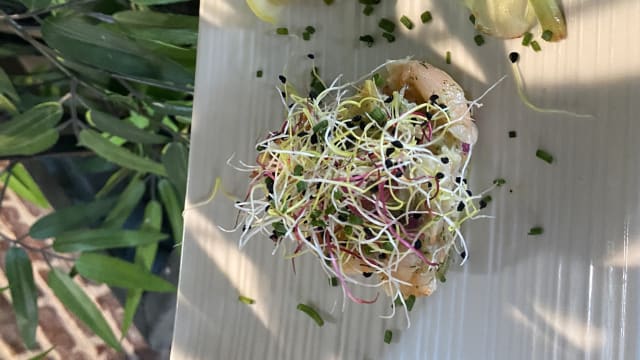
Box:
left=231, top=59, right=498, bottom=322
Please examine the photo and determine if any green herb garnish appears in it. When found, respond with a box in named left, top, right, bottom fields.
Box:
left=384, top=329, right=393, bottom=344
left=276, top=27, right=289, bottom=35
left=536, top=149, right=553, bottom=164
left=528, top=226, right=544, bottom=235
left=400, top=15, right=414, bottom=30
left=238, top=295, right=255, bottom=305
left=420, top=11, right=432, bottom=23
left=378, top=18, right=395, bottom=33
left=297, top=303, right=324, bottom=326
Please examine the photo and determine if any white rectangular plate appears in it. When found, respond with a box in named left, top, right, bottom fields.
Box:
left=172, top=1, right=640, bottom=359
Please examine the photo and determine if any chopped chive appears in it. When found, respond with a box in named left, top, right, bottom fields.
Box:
left=382, top=241, right=394, bottom=252
left=344, top=225, right=353, bottom=236
left=238, top=295, right=255, bottom=304
left=378, top=18, right=395, bottom=33
left=305, top=25, right=316, bottom=34
left=400, top=15, right=414, bottom=30
left=384, top=330, right=393, bottom=344
left=522, top=32, right=533, bottom=46
left=405, top=294, right=416, bottom=311
left=348, top=214, right=363, bottom=225
left=372, top=73, right=384, bottom=87
left=256, top=69, right=263, bottom=78
left=313, top=119, right=329, bottom=133
left=359, top=34, right=375, bottom=47
left=273, top=221, right=286, bottom=236
left=323, top=0, right=334, bottom=4
left=293, top=164, right=303, bottom=176
left=469, top=14, right=476, bottom=25
left=296, top=181, right=307, bottom=193
left=536, top=149, right=553, bottom=164
left=420, top=11, right=432, bottom=23
left=297, top=303, right=324, bottom=326
left=508, top=130, right=517, bottom=138
left=528, top=226, right=544, bottom=235
left=302, top=32, right=310, bottom=41
left=493, top=178, right=506, bottom=186
left=358, top=0, right=380, bottom=4
left=541, top=30, right=553, bottom=42
left=329, top=277, right=338, bottom=287
left=473, top=34, right=485, bottom=46
left=382, top=32, right=395, bottom=43
left=481, top=195, right=492, bottom=204
left=445, top=51, right=451, bottom=64
left=531, top=40, right=542, bottom=52
left=363, top=4, right=374, bottom=16
left=369, top=107, right=386, bottom=124
left=276, top=27, right=289, bottom=35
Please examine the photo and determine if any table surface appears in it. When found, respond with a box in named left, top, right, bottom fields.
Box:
left=171, top=1, right=640, bottom=359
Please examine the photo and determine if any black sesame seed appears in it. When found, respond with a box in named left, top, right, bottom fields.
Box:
left=384, top=96, right=393, bottom=103
left=359, top=121, right=367, bottom=130
left=278, top=75, right=287, bottom=83
left=411, top=213, right=421, bottom=219
left=440, top=157, right=449, bottom=164
left=437, top=103, right=447, bottom=109
left=479, top=200, right=488, bottom=209
left=413, top=239, right=422, bottom=249
left=363, top=272, right=373, bottom=278
left=281, top=91, right=286, bottom=98
left=378, top=253, right=387, bottom=260
left=385, top=147, right=395, bottom=157
left=457, top=201, right=465, bottom=211
left=391, top=140, right=403, bottom=148
left=307, top=53, right=315, bottom=59
left=364, top=228, right=374, bottom=237
left=353, top=115, right=362, bottom=122
left=297, top=131, right=308, bottom=137
left=310, top=133, right=318, bottom=144
left=460, top=251, right=467, bottom=259
left=466, top=189, right=473, bottom=196
left=508, top=130, right=517, bottom=138
left=509, top=52, right=519, bottom=63
left=338, top=213, right=348, bottom=221
left=429, top=94, right=439, bottom=103
left=435, top=172, right=445, bottom=180
left=455, top=176, right=462, bottom=184
left=270, top=234, right=278, bottom=241
left=425, top=112, right=433, bottom=120
left=385, top=159, right=394, bottom=169
left=426, top=181, right=432, bottom=188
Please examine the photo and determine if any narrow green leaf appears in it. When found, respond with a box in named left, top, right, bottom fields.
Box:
left=102, top=177, right=146, bottom=228
left=2, top=163, right=50, bottom=208
left=0, top=94, right=18, bottom=115
left=87, top=110, right=169, bottom=145
left=5, top=247, right=38, bottom=349
left=122, top=200, right=162, bottom=335
left=53, top=229, right=167, bottom=252
left=96, top=168, right=131, bottom=198
left=42, top=16, right=193, bottom=89
left=150, top=101, right=192, bottom=118
left=121, top=27, right=197, bottom=47
left=113, top=11, right=198, bottom=30
left=162, top=142, right=188, bottom=201
left=0, top=102, right=62, bottom=137
left=78, top=129, right=167, bottom=176
left=136, top=200, right=162, bottom=268
left=28, top=346, right=55, bottom=360
left=158, top=179, right=183, bottom=244
left=76, top=253, right=175, bottom=292
left=48, top=268, right=121, bottom=350
left=0, top=128, right=59, bottom=157
left=0, top=66, right=19, bottom=102
left=29, top=197, right=118, bottom=239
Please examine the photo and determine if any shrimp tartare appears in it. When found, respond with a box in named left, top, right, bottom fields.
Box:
left=233, top=59, right=487, bottom=316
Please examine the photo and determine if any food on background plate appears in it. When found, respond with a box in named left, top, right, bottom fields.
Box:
left=232, top=59, right=492, bottom=318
